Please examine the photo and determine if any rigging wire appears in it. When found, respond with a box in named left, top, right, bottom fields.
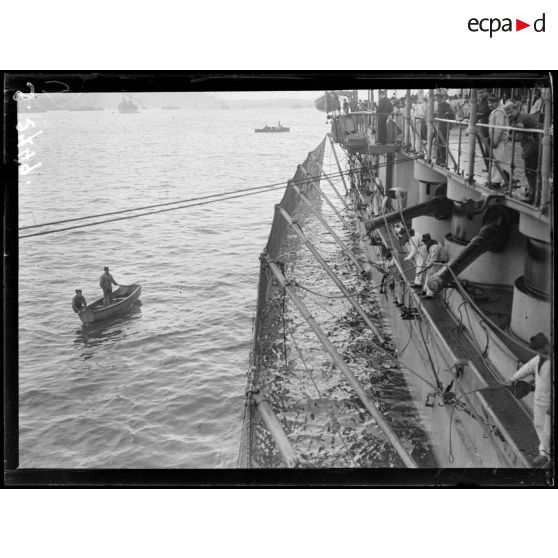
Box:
left=19, top=185, right=285, bottom=239
left=373, top=201, right=524, bottom=460
left=297, top=282, right=443, bottom=394
left=20, top=153, right=423, bottom=238
left=445, top=266, right=537, bottom=357
left=299, top=148, right=535, bottom=464
left=20, top=169, right=351, bottom=231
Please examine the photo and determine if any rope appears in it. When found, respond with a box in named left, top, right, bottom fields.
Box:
left=20, top=155, right=421, bottom=239
left=445, top=266, right=538, bottom=357
left=293, top=279, right=384, bottom=299
left=20, top=168, right=360, bottom=231
left=366, top=209, right=532, bottom=463
left=372, top=202, right=443, bottom=389
left=20, top=185, right=286, bottom=239
left=299, top=285, right=442, bottom=394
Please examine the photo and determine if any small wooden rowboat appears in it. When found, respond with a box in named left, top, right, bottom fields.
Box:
left=255, top=123, right=290, bottom=133
left=78, top=284, right=142, bottom=325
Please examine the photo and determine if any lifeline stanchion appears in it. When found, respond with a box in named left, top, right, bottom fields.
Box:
left=251, top=389, right=300, bottom=468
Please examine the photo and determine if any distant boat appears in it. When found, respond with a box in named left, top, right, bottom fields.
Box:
left=77, top=284, right=142, bottom=325
left=118, top=96, right=139, bottom=113
left=162, top=106, right=180, bottom=110
left=255, top=122, right=290, bottom=133
left=221, top=101, right=230, bottom=109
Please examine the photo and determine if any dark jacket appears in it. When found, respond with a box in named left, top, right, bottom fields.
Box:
left=512, top=112, right=541, bottom=149
left=99, top=272, right=117, bottom=290
left=477, top=93, right=490, bottom=121
left=437, top=100, right=454, bottom=121
left=377, top=97, right=393, bottom=115
left=72, top=294, right=86, bottom=313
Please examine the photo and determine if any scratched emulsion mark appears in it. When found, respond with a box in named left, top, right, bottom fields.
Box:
left=16, top=83, right=43, bottom=185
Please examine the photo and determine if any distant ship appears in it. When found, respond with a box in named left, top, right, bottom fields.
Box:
left=255, top=122, right=290, bottom=133
left=162, top=106, right=180, bottom=110
left=118, top=95, right=139, bottom=113
left=220, top=101, right=230, bottom=109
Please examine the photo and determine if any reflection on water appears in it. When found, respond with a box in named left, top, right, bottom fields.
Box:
left=73, top=305, right=142, bottom=359
left=18, top=105, right=329, bottom=468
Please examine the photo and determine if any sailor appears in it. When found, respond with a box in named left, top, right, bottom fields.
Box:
left=422, top=237, right=448, bottom=298
left=529, top=88, right=543, bottom=122
left=99, top=266, right=119, bottom=306
left=477, top=88, right=490, bottom=140
left=378, top=249, right=396, bottom=295
left=376, top=90, right=393, bottom=145
left=381, top=187, right=408, bottom=214
left=504, top=102, right=541, bottom=203
left=411, top=90, right=426, bottom=152
left=510, top=333, right=551, bottom=465
left=485, top=95, right=509, bottom=190
left=72, top=289, right=87, bottom=313
left=458, top=95, right=470, bottom=120
left=410, top=234, right=432, bottom=291
left=434, top=88, right=454, bottom=166
left=401, top=228, right=418, bottom=258
left=343, top=99, right=350, bottom=114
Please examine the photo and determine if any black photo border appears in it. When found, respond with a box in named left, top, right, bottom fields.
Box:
left=3, top=70, right=555, bottom=487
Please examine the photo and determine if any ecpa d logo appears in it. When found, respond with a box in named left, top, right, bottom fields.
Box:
left=468, top=13, right=546, bottom=37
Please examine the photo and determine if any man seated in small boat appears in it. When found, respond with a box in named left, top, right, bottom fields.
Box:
left=71, top=289, right=87, bottom=313
left=99, top=266, right=119, bottom=306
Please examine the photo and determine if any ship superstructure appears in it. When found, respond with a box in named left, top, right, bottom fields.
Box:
left=240, top=80, right=553, bottom=470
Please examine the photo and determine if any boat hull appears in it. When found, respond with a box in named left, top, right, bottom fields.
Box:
left=255, top=128, right=290, bottom=133
left=78, top=284, right=141, bottom=325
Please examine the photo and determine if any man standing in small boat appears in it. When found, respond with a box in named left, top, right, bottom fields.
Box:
left=99, top=266, right=119, bottom=306
left=72, top=289, right=87, bottom=313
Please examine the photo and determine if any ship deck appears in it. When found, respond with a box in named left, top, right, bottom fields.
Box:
left=376, top=224, right=540, bottom=467
left=440, top=126, right=531, bottom=194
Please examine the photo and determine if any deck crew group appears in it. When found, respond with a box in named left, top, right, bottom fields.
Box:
left=336, top=87, right=548, bottom=204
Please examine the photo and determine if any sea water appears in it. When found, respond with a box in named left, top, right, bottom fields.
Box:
left=18, top=104, right=329, bottom=467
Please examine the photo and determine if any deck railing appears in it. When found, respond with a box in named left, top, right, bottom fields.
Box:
left=331, top=103, right=552, bottom=212
left=331, top=112, right=406, bottom=146
left=429, top=117, right=551, bottom=210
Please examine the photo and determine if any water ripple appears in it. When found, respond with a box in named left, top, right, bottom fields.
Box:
left=19, top=105, right=327, bottom=468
